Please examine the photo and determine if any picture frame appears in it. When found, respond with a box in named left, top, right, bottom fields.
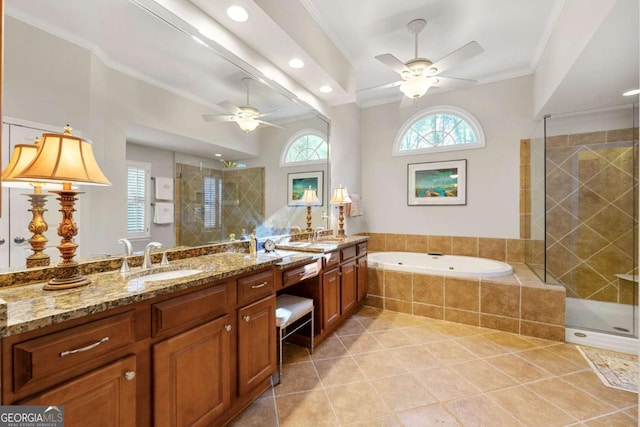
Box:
left=288, top=171, right=324, bottom=206
left=407, top=159, right=467, bottom=206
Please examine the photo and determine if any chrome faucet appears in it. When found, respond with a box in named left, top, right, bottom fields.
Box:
left=143, top=242, right=162, bottom=269
left=313, top=227, right=326, bottom=242
left=118, top=238, right=132, bottom=273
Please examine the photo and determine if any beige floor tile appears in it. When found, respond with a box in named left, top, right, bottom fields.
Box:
left=402, top=325, right=449, bottom=344
left=517, top=347, right=586, bottom=376
left=228, top=396, right=278, bottom=427
left=526, top=377, right=616, bottom=421
left=488, top=385, right=576, bottom=426
left=274, top=361, right=322, bottom=396
left=325, top=381, right=391, bottom=425
left=561, top=370, right=638, bottom=410
left=445, top=394, right=520, bottom=426
left=584, top=411, right=638, bottom=426
left=481, top=330, right=540, bottom=351
left=455, top=334, right=512, bottom=358
left=413, top=367, right=480, bottom=401
left=351, top=306, right=388, bottom=318
left=370, top=373, right=438, bottom=412
left=275, top=389, right=339, bottom=427
left=334, top=318, right=367, bottom=336
left=314, top=356, right=366, bottom=387
left=426, top=320, right=483, bottom=338
left=282, top=342, right=311, bottom=364
left=340, top=333, right=386, bottom=354
left=356, top=316, right=402, bottom=332
left=310, top=336, right=348, bottom=360
left=388, top=345, right=442, bottom=372
left=449, top=359, right=516, bottom=392
left=353, top=351, right=407, bottom=379
left=423, top=340, right=477, bottom=365
left=344, top=416, right=400, bottom=427
left=370, top=329, right=418, bottom=348
left=622, top=406, right=638, bottom=418
left=485, top=353, right=553, bottom=384
left=396, top=404, right=461, bottom=427
left=547, top=343, right=592, bottom=367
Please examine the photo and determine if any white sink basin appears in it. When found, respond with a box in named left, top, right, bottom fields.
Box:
left=132, top=269, right=204, bottom=283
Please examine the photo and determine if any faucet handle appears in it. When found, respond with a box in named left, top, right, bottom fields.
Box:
left=161, top=251, right=170, bottom=266
left=120, top=256, right=130, bottom=273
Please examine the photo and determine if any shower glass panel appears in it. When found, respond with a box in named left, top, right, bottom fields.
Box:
left=524, top=120, right=547, bottom=282
left=543, top=105, right=638, bottom=337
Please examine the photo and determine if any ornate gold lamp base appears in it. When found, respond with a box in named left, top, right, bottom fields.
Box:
left=25, top=192, right=51, bottom=268
left=306, top=205, right=313, bottom=232
left=336, top=204, right=346, bottom=238
left=43, top=186, right=91, bottom=290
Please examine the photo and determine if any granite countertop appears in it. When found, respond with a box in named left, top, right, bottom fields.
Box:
left=0, top=251, right=315, bottom=337
left=275, top=235, right=368, bottom=253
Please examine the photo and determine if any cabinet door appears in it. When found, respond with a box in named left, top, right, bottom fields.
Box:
left=20, top=355, right=137, bottom=427
left=341, top=260, right=357, bottom=314
left=357, top=256, right=368, bottom=302
left=322, top=268, right=341, bottom=331
left=238, top=295, right=276, bottom=396
left=154, top=315, right=232, bottom=427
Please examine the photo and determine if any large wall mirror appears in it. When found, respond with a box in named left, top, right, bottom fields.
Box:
left=0, top=0, right=330, bottom=269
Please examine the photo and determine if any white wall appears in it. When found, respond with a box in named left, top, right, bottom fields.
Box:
left=361, top=75, right=535, bottom=239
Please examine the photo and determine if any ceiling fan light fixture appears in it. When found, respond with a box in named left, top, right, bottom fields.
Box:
left=237, top=117, right=260, bottom=132
left=400, top=76, right=433, bottom=99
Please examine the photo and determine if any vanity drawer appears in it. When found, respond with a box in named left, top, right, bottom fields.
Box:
left=152, top=282, right=229, bottom=337
left=238, top=269, right=275, bottom=305
left=282, top=259, right=321, bottom=289
left=323, top=251, right=340, bottom=269
left=12, top=311, right=135, bottom=394
left=357, top=242, right=367, bottom=256
left=341, top=245, right=357, bottom=262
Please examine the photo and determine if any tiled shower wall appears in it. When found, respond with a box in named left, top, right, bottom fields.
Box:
left=547, top=129, right=638, bottom=304
left=523, top=128, right=638, bottom=304
left=221, top=167, right=265, bottom=239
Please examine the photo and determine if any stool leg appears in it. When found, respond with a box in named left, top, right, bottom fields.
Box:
left=310, top=307, right=314, bottom=355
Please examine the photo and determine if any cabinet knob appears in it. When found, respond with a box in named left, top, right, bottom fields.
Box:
left=124, top=371, right=136, bottom=381
left=225, top=324, right=232, bottom=332
left=0, top=238, right=4, bottom=246
left=14, top=237, right=26, bottom=244
left=243, top=315, right=251, bottom=322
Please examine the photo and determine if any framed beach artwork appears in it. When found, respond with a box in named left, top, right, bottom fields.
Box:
left=287, top=171, right=324, bottom=206
left=407, top=160, right=467, bottom=206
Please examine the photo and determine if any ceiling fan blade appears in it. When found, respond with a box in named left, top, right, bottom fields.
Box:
left=431, top=76, right=477, bottom=90
left=218, top=100, right=243, bottom=115
left=202, top=114, right=235, bottom=122
left=256, top=120, right=283, bottom=129
left=255, top=109, right=278, bottom=118
left=375, top=53, right=410, bottom=75
left=427, top=41, right=484, bottom=76
left=356, top=79, right=403, bottom=93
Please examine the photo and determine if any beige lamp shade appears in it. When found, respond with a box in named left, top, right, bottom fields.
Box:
left=330, top=185, right=352, bottom=204
left=301, top=186, right=320, bottom=204
left=15, top=126, right=111, bottom=186
left=2, top=144, right=39, bottom=183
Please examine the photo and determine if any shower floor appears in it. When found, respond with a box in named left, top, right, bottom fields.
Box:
left=565, top=297, right=638, bottom=354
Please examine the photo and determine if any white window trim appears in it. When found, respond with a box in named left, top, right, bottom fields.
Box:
left=280, top=129, right=328, bottom=167
left=126, top=160, right=151, bottom=240
left=392, top=105, right=485, bottom=157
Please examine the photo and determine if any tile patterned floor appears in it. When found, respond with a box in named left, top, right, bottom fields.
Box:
left=229, top=306, right=638, bottom=426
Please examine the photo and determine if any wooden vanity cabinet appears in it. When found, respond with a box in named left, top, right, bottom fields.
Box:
left=322, top=265, right=341, bottom=331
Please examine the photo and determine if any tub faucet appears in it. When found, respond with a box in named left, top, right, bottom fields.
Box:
left=118, top=238, right=132, bottom=273
left=143, top=242, right=162, bottom=269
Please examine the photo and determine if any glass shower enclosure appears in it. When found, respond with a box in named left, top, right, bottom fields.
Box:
left=526, top=104, right=638, bottom=344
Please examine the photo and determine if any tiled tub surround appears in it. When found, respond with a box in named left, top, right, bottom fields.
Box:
left=366, top=263, right=565, bottom=341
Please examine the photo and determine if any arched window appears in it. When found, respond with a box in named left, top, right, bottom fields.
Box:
left=281, top=130, right=328, bottom=166
left=393, top=106, right=485, bottom=156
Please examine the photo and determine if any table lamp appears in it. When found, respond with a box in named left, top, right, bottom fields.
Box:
left=330, top=185, right=352, bottom=238
left=1, top=138, right=53, bottom=267
left=15, top=125, right=111, bottom=290
left=301, top=186, right=320, bottom=232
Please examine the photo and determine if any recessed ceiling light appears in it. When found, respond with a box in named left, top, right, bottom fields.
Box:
left=227, top=5, right=249, bottom=23
left=623, top=89, right=640, bottom=97
left=319, top=85, right=333, bottom=93
left=215, top=153, right=222, bottom=157
left=288, top=58, right=304, bottom=69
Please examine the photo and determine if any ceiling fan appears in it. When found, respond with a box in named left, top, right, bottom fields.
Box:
left=202, top=78, right=282, bottom=132
left=367, top=19, right=484, bottom=100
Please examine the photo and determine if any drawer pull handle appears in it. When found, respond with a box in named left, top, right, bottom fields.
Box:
left=251, top=282, right=267, bottom=289
left=225, top=324, right=232, bottom=332
left=60, top=336, right=109, bottom=357
left=124, top=371, right=136, bottom=381
left=243, top=315, right=251, bottom=322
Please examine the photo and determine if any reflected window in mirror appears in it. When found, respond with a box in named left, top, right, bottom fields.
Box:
left=203, top=176, right=222, bottom=229
left=127, top=161, right=150, bottom=239
left=281, top=130, right=328, bottom=167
